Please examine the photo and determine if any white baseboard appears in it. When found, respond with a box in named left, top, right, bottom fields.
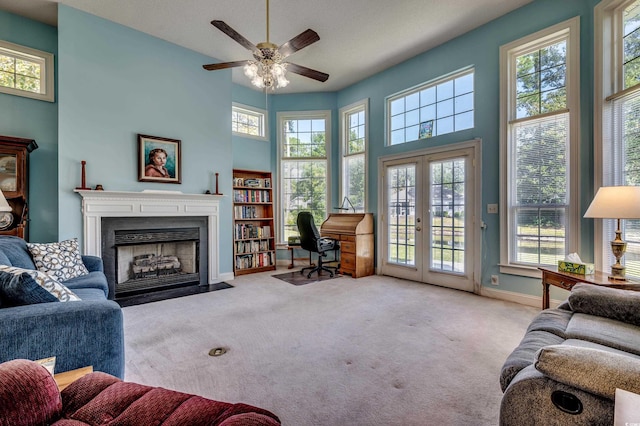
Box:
left=480, top=286, right=564, bottom=309
left=214, top=272, right=235, bottom=283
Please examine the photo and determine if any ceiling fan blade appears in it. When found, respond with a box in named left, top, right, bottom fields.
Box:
left=211, top=20, right=256, bottom=51
left=286, top=63, right=329, bottom=82
left=203, top=60, right=250, bottom=71
left=278, top=29, right=320, bottom=58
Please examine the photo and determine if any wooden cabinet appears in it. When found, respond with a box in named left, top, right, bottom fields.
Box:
left=321, top=213, right=374, bottom=278
left=0, top=135, right=38, bottom=240
left=232, top=169, right=276, bottom=275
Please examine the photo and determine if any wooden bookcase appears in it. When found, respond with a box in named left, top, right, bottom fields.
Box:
left=232, top=169, right=276, bottom=275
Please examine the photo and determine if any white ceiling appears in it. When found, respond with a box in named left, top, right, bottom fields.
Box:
left=0, top=0, right=533, bottom=94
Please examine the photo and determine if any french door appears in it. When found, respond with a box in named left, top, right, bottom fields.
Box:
left=380, top=142, right=480, bottom=292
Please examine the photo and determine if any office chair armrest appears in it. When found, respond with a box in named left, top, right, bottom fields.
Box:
left=318, top=238, right=338, bottom=252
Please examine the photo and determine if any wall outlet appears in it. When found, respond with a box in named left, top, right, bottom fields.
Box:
left=491, top=275, right=499, bottom=286
left=487, top=204, right=499, bottom=214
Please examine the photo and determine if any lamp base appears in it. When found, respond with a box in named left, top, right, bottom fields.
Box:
left=609, top=228, right=628, bottom=281
left=608, top=275, right=629, bottom=282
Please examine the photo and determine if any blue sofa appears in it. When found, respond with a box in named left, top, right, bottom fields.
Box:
left=0, top=236, right=124, bottom=378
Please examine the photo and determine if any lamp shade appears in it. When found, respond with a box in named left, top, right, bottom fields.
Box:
left=0, top=189, right=11, bottom=212
left=584, top=186, right=640, bottom=219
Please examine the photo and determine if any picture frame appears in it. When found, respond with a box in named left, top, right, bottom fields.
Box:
left=137, top=134, right=181, bottom=184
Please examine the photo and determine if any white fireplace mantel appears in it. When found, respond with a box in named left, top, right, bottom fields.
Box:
left=74, top=189, right=223, bottom=284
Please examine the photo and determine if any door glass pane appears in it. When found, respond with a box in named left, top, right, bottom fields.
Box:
left=387, top=164, right=416, bottom=265
left=430, top=158, right=465, bottom=273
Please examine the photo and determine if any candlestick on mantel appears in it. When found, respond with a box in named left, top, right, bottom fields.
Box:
left=214, top=172, right=223, bottom=195
left=75, top=160, right=91, bottom=190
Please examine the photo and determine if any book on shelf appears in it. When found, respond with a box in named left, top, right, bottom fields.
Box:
left=233, top=177, right=271, bottom=188
left=235, top=251, right=275, bottom=269
left=233, top=189, right=270, bottom=203
left=234, top=223, right=271, bottom=240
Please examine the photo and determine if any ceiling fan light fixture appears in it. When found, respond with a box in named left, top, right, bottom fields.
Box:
left=243, top=59, right=289, bottom=90
left=203, top=1, right=328, bottom=90
left=244, top=61, right=259, bottom=79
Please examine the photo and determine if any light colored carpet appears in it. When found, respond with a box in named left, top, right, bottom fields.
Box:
left=122, top=270, right=538, bottom=425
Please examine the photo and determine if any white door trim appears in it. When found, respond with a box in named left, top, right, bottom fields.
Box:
left=377, top=138, right=482, bottom=293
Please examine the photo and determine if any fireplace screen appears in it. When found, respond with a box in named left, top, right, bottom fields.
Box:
left=114, top=228, right=199, bottom=295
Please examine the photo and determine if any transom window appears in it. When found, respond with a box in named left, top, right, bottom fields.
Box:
left=232, top=104, right=267, bottom=139
left=0, top=40, right=54, bottom=102
left=278, top=111, right=331, bottom=243
left=623, top=1, right=640, bottom=88
left=515, top=40, right=567, bottom=118
left=387, top=69, right=474, bottom=145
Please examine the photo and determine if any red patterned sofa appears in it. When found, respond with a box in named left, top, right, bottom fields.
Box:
left=0, top=359, right=280, bottom=426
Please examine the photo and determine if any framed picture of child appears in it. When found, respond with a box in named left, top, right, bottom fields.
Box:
left=137, top=134, right=181, bottom=184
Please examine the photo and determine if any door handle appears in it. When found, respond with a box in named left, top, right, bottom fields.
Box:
left=416, top=226, right=422, bottom=231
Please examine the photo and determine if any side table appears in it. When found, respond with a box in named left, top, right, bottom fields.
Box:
left=286, top=244, right=314, bottom=269
left=54, top=365, right=93, bottom=391
left=538, top=267, right=640, bottom=309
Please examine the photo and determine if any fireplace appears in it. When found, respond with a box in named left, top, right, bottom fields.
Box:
left=75, top=190, right=223, bottom=299
left=101, top=218, right=207, bottom=298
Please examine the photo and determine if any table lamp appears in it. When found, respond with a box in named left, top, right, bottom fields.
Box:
left=584, top=186, right=640, bottom=280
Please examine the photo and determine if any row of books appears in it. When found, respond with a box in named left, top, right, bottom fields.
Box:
left=235, top=239, right=271, bottom=254
left=234, top=205, right=262, bottom=219
left=234, top=189, right=271, bottom=203
left=235, top=224, right=272, bottom=240
left=233, top=177, right=271, bottom=188
left=235, top=252, right=275, bottom=270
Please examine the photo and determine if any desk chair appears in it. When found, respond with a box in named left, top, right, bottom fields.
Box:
left=296, top=212, right=339, bottom=278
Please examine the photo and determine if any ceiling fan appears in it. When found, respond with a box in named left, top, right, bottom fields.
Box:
left=202, top=0, right=329, bottom=90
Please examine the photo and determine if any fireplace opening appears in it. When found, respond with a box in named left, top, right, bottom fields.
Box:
left=102, top=216, right=208, bottom=300
left=114, top=228, right=199, bottom=296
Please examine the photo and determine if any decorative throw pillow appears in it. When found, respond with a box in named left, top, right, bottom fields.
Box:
left=27, top=238, right=89, bottom=282
left=0, top=265, right=81, bottom=305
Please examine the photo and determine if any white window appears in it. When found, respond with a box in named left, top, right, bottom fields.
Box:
left=0, top=40, right=54, bottom=102
left=232, top=103, right=267, bottom=139
left=277, top=111, right=331, bottom=243
left=499, top=17, right=580, bottom=276
left=386, top=69, right=474, bottom=145
left=595, top=0, right=640, bottom=279
left=340, top=100, right=368, bottom=213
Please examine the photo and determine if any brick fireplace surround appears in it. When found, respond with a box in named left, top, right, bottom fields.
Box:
left=74, top=190, right=224, bottom=297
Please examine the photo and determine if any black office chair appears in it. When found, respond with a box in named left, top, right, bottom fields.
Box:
left=296, top=212, right=339, bottom=278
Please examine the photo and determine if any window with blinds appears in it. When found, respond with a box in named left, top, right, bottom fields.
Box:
left=599, top=0, right=640, bottom=278
left=499, top=17, right=580, bottom=274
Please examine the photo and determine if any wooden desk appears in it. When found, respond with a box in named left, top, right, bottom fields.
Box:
left=538, top=267, right=640, bottom=309
left=54, top=366, right=93, bottom=391
left=321, top=213, right=374, bottom=278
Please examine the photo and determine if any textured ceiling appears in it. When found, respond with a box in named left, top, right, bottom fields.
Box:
left=0, top=0, right=533, bottom=93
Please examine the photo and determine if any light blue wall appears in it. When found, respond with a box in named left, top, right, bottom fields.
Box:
left=0, top=10, right=58, bottom=242
left=57, top=6, right=234, bottom=273
left=335, top=0, right=598, bottom=297
left=231, top=85, right=271, bottom=171
left=4, top=0, right=601, bottom=296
